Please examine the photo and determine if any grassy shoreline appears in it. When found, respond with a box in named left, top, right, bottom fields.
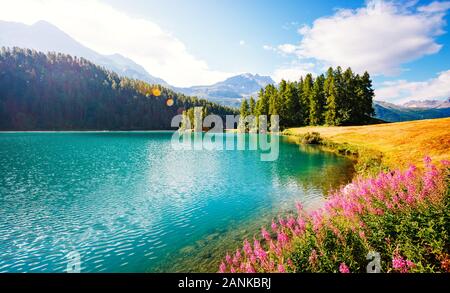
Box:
left=282, top=117, right=450, bottom=175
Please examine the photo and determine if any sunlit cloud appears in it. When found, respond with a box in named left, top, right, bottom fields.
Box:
left=272, top=0, right=450, bottom=76
left=375, top=70, right=450, bottom=103
left=272, top=62, right=317, bottom=83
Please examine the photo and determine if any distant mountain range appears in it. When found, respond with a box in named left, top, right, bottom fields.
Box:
left=402, top=98, right=450, bottom=109
left=175, top=73, right=275, bottom=107
left=0, top=20, right=273, bottom=107
left=1, top=20, right=449, bottom=123
left=374, top=100, right=450, bottom=122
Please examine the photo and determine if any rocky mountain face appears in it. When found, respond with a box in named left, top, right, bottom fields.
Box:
left=176, top=73, right=275, bottom=107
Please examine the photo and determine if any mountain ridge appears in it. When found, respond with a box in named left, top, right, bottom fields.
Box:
left=0, top=19, right=273, bottom=106
left=374, top=100, right=450, bottom=122
left=402, top=98, right=450, bottom=109
left=0, top=20, right=168, bottom=86
left=175, top=73, right=275, bottom=107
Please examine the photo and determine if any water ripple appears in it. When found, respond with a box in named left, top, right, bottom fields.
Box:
left=0, top=132, right=354, bottom=272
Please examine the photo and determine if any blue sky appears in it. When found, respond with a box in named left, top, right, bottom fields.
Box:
left=105, top=0, right=365, bottom=76
left=1, top=0, right=449, bottom=103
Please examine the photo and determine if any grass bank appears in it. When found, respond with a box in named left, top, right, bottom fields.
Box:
left=283, top=117, right=450, bottom=175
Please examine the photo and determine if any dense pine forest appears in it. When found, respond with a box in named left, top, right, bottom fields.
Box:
left=0, top=47, right=236, bottom=130
left=240, top=67, right=376, bottom=128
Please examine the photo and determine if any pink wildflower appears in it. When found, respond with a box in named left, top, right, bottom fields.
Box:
left=253, top=239, right=268, bottom=262
left=246, top=263, right=256, bottom=273
left=309, top=249, right=318, bottom=267
left=249, top=253, right=257, bottom=265
left=219, top=262, right=226, bottom=273
left=406, top=260, right=415, bottom=269
left=239, top=263, right=246, bottom=272
left=392, top=255, right=406, bottom=272
left=225, top=253, right=232, bottom=264
left=277, top=231, right=289, bottom=247
left=234, top=249, right=241, bottom=262
left=243, top=239, right=252, bottom=255
left=271, top=220, right=278, bottom=232
left=293, top=227, right=302, bottom=236
left=254, top=247, right=267, bottom=262
left=339, top=263, right=350, bottom=273
left=277, top=264, right=286, bottom=273
left=261, top=227, right=271, bottom=241
left=269, top=240, right=277, bottom=252
left=297, top=217, right=306, bottom=230
left=287, top=217, right=296, bottom=229
left=278, top=217, right=287, bottom=227
left=359, top=231, right=366, bottom=240
left=310, top=211, right=323, bottom=231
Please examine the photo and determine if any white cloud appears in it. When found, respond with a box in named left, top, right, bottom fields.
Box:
left=277, top=0, right=449, bottom=76
left=297, top=25, right=310, bottom=35
left=418, top=1, right=450, bottom=13
left=239, top=40, right=245, bottom=46
left=0, top=0, right=234, bottom=87
left=277, top=44, right=300, bottom=55
left=272, top=62, right=317, bottom=83
left=263, top=44, right=275, bottom=51
left=375, top=70, right=450, bottom=103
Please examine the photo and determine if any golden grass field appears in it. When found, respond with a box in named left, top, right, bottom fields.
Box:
left=284, top=117, right=450, bottom=169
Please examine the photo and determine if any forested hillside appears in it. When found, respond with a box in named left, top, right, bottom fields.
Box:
left=239, top=67, right=376, bottom=128
left=0, top=47, right=236, bottom=130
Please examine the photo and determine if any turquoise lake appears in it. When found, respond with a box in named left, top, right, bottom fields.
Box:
left=0, top=132, right=354, bottom=272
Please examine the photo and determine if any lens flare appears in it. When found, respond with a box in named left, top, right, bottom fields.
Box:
left=166, top=98, right=174, bottom=107
left=152, top=87, right=161, bottom=97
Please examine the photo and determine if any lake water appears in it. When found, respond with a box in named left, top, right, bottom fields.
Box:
left=0, top=132, right=354, bottom=272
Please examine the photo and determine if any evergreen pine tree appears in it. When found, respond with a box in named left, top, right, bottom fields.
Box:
left=360, top=71, right=375, bottom=121
left=324, top=67, right=338, bottom=125
left=309, top=74, right=325, bottom=125
left=240, top=98, right=250, bottom=118
left=249, top=97, right=256, bottom=115
left=284, top=81, right=299, bottom=127
left=333, top=66, right=344, bottom=125
left=302, top=74, right=314, bottom=125
left=342, top=67, right=355, bottom=124
left=267, top=84, right=279, bottom=116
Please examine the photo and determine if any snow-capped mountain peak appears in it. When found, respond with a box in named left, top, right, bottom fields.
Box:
left=403, top=98, right=450, bottom=109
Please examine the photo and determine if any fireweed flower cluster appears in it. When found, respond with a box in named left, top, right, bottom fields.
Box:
left=219, top=157, right=449, bottom=273
left=391, top=249, right=415, bottom=273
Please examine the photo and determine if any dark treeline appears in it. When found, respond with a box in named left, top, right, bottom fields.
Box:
left=240, top=67, right=375, bottom=128
left=0, top=47, right=237, bottom=130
